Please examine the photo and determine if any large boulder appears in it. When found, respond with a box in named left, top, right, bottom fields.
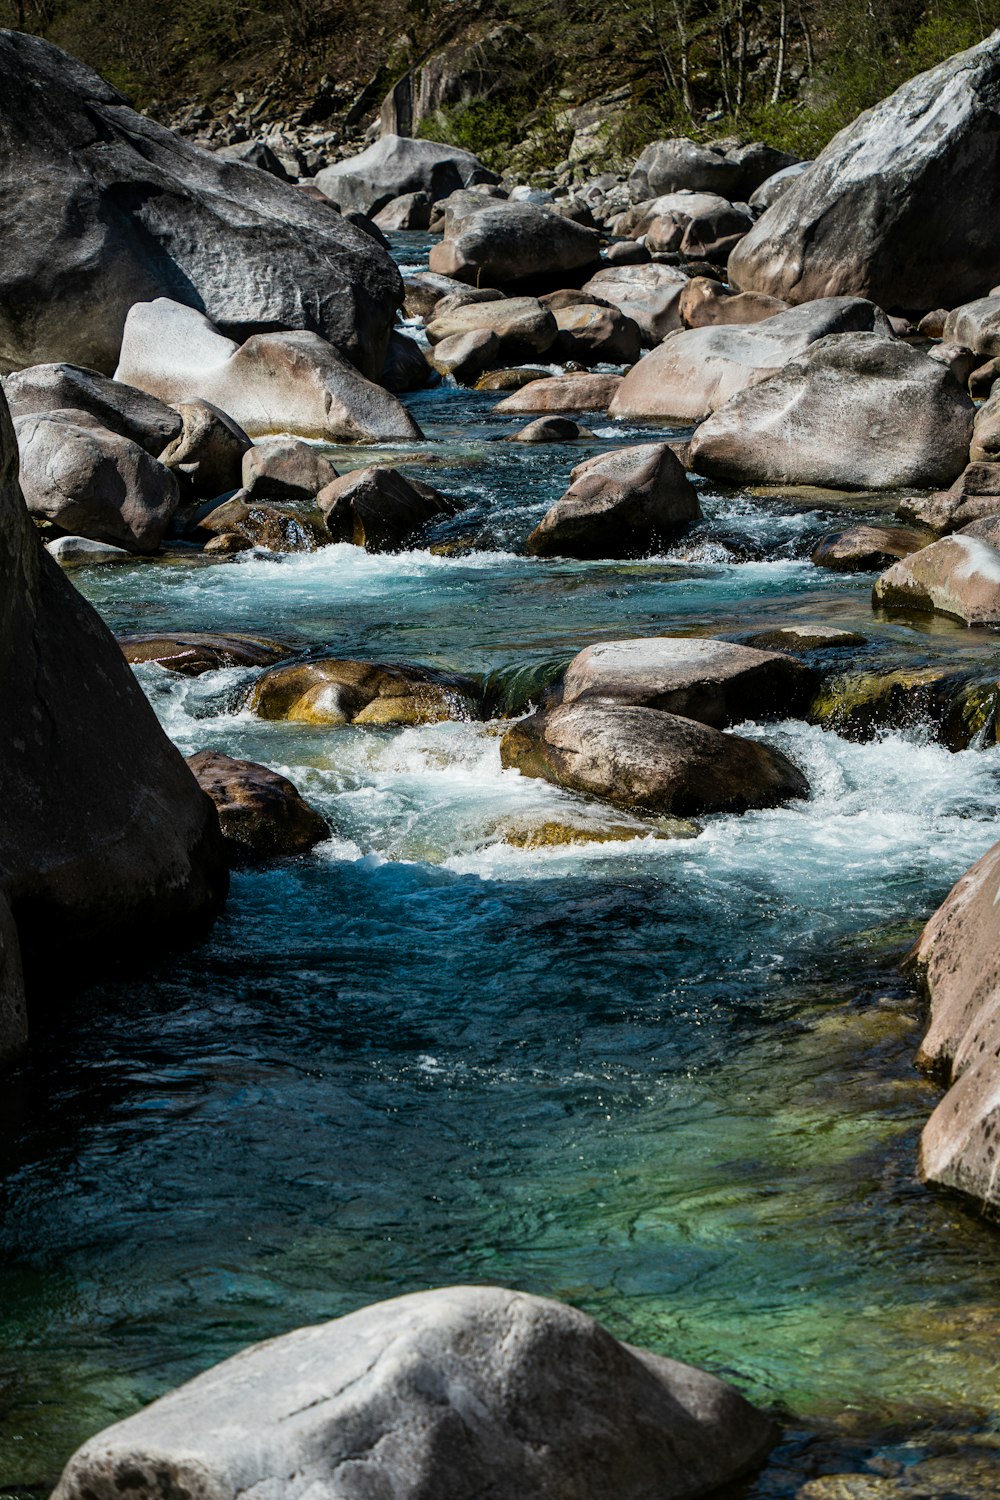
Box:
left=426, top=297, right=558, bottom=362
left=430, top=201, right=602, bottom=286
left=0, top=387, right=227, bottom=1060
left=551, top=303, right=642, bottom=364
left=251, top=657, right=480, bottom=725
left=159, top=401, right=253, bottom=499
left=501, top=703, right=809, bottom=816
left=560, top=637, right=817, bottom=725
left=581, top=264, right=690, bottom=345
left=526, top=443, right=700, bottom=558
left=2, top=363, right=182, bottom=455
left=242, top=439, right=339, bottom=501
left=610, top=299, right=893, bottom=423
left=728, top=32, right=1000, bottom=310
left=315, top=134, right=496, bottom=215
left=317, top=466, right=456, bottom=551
left=942, top=295, right=1000, bottom=357
left=629, top=138, right=796, bottom=202
left=186, top=750, right=329, bottom=863
left=811, top=524, right=928, bottom=573
left=495, top=373, right=622, bottom=414
left=0, top=31, right=403, bottom=379
left=14, top=409, right=180, bottom=553
left=689, top=334, right=973, bottom=490
left=873, top=532, right=1000, bottom=624
left=51, top=1286, right=773, bottom=1500
left=909, top=839, right=1000, bottom=1215
left=115, top=300, right=422, bottom=443
left=970, top=380, right=1000, bottom=462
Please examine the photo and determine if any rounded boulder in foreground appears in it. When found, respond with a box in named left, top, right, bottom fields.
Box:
left=50, top=1286, right=774, bottom=1500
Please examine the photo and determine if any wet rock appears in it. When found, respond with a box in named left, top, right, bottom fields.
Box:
left=203, top=531, right=252, bottom=555
left=317, top=467, right=456, bottom=552
left=497, top=813, right=699, bottom=847
left=46, top=535, right=133, bottom=567
left=808, top=665, right=984, bottom=745
left=728, top=33, right=1000, bottom=310
left=116, top=299, right=422, bottom=444
left=551, top=303, right=642, bottom=365
left=381, top=330, right=435, bottom=394
left=501, top=701, right=809, bottom=816
left=476, top=366, right=552, bottom=391
left=873, top=533, right=1000, bottom=625
left=0, top=32, right=402, bottom=379
left=429, top=330, right=500, bottom=384
left=159, top=400, right=252, bottom=498
left=186, top=750, right=328, bottom=863
left=426, top=296, right=557, bottom=362
left=678, top=279, right=788, bottom=329
left=242, top=439, right=338, bottom=502
left=741, top=625, right=867, bottom=653
left=495, top=373, right=622, bottom=414
left=526, top=444, right=700, bottom=559
left=50, top=1285, right=774, bottom=1500
left=561, top=636, right=818, bottom=726
left=581, top=264, right=690, bottom=345
left=315, top=134, right=496, bottom=216
left=811, top=525, right=929, bottom=573
left=610, top=299, right=892, bottom=423
left=430, top=201, right=601, bottom=286
left=0, top=386, right=227, bottom=1052
left=3, top=363, right=182, bottom=456
left=119, top=632, right=292, bottom=675
left=200, top=494, right=330, bottom=553
left=251, top=658, right=479, bottom=725
left=372, top=190, right=433, bottom=231
left=689, top=335, right=973, bottom=490
left=15, top=409, right=179, bottom=553
left=511, top=417, right=594, bottom=443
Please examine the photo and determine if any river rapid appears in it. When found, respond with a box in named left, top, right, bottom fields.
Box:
left=2, top=235, right=1000, bottom=1497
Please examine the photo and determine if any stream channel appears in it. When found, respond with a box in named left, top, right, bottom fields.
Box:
left=2, top=232, right=999, bottom=1496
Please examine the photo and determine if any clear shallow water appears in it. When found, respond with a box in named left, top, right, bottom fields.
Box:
left=4, top=244, right=1000, bottom=1496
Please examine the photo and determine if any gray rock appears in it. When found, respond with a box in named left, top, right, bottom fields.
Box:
left=316, top=133, right=495, bottom=215
left=242, top=438, right=339, bottom=501
left=318, top=466, right=456, bottom=551
left=629, top=139, right=798, bottom=203
left=811, top=524, right=928, bottom=572
left=581, top=263, right=690, bottom=345
left=381, top=330, right=435, bottom=394
left=526, top=443, right=700, bottom=559
left=430, top=200, right=602, bottom=286
left=2, top=363, right=182, bottom=456
left=50, top=1286, right=773, bottom=1500
left=372, top=190, right=433, bottom=231
left=426, top=297, right=558, bottom=362
left=511, top=416, right=593, bottom=443
left=552, top=302, right=642, bottom=364
left=942, top=295, right=1000, bottom=357
left=215, top=139, right=291, bottom=181
left=15, top=409, right=180, bottom=553
left=689, top=334, right=974, bottom=490
left=0, top=31, right=402, bottom=379
left=970, top=379, right=1000, bottom=462
left=160, top=400, right=252, bottom=499
left=429, top=329, right=501, bottom=384
left=115, top=299, right=422, bottom=444
left=747, top=161, right=811, bottom=212
left=729, top=32, right=1000, bottom=309
left=45, top=535, right=133, bottom=567
left=560, top=636, right=818, bottom=725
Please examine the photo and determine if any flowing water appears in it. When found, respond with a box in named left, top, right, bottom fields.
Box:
left=3, top=236, right=1000, bottom=1496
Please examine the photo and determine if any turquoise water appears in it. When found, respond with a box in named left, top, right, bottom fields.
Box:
left=3, top=240, right=1000, bottom=1496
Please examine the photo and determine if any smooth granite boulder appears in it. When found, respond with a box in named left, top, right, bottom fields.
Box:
left=0, top=31, right=403, bottom=379
left=426, top=297, right=558, bottom=362
left=501, top=702, right=809, bottom=816
left=970, top=380, right=1000, bottom=462
left=942, top=295, right=1000, bottom=357
left=430, top=201, right=602, bottom=286
left=115, top=300, right=422, bottom=443
left=187, top=750, right=329, bottom=863
left=551, top=302, right=642, bottom=364
left=560, top=637, right=817, bottom=725
left=689, top=334, right=973, bottom=490
left=317, top=467, right=455, bottom=551
left=526, top=444, right=700, bottom=558
left=873, top=532, right=1000, bottom=624
left=372, top=190, right=434, bottom=231
left=629, top=138, right=797, bottom=202
left=251, top=657, right=480, bottom=726
left=495, top=373, right=622, bottom=414
left=0, top=386, right=227, bottom=1057
left=811, top=524, right=928, bottom=572
left=50, top=1286, right=773, bottom=1500
left=610, top=299, right=893, bottom=423
left=728, top=32, right=1000, bottom=309
left=581, top=264, right=690, bottom=345
left=315, top=134, right=496, bottom=215
left=678, top=278, right=788, bottom=329
left=2, top=363, right=182, bottom=455
left=160, top=401, right=253, bottom=498
left=242, top=439, right=339, bottom=502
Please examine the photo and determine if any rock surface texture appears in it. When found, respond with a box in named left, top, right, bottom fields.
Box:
left=873, top=533, right=1000, bottom=624
left=187, top=750, right=329, bottom=863
left=526, top=444, right=700, bottom=559
left=50, top=1286, right=773, bottom=1500
left=728, top=31, right=1000, bottom=309
left=430, top=201, right=602, bottom=286
left=0, top=31, right=403, bottom=379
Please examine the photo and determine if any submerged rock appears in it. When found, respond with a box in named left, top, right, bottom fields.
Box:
left=50, top=1286, right=773, bottom=1500
left=317, top=466, right=455, bottom=552
left=120, top=632, right=292, bottom=675
left=497, top=812, right=700, bottom=847
left=251, top=658, right=480, bottom=726
left=873, top=534, right=1000, bottom=625
left=187, top=750, right=329, bottom=863
left=526, top=444, right=700, bottom=559
left=501, top=702, right=809, bottom=816
left=811, top=525, right=929, bottom=573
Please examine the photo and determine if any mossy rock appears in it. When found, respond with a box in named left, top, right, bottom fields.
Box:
left=497, top=814, right=699, bottom=848
left=250, top=658, right=482, bottom=726
left=808, top=666, right=999, bottom=747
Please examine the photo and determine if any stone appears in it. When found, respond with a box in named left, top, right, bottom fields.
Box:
left=747, top=161, right=811, bottom=211
left=427, top=297, right=557, bottom=362
left=2, top=363, right=182, bottom=456
left=0, top=32, right=402, bottom=379
left=551, top=303, right=642, bottom=365
left=430, top=201, right=602, bottom=286
left=511, top=417, right=594, bottom=443
left=0, top=386, right=227, bottom=1055
left=432, top=289, right=508, bottom=319
left=943, top=295, right=1000, bottom=357
left=475, top=366, right=552, bottom=391
left=970, top=380, right=1000, bottom=462
left=559, top=636, right=818, bottom=725
left=811, top=524, right=929, bottom=572
left=497, top=813, right=699, bottom=847
left=429, top=330, right=501, bottom=384
left=115, top=300, right=422, bottom=444
left=186, top=750, right=328, bottom=863
left=629, top=138, right=796, bottom=202
left=315, top=134, right=496, bottom=215
left=50, top=1286, right=774, bottom=1500
left=969, top=355, right=1000, bottom=398
left=741, top=625, right=866, bottom=653
left=679, top=278, right=788, bottom=328
left=159, top=400, right=252, bottom=499
left=611, top=299, right=893, bottom=423
left=917, top=309, right=950, bottom=338
left=15, top=409, right=179, bottom=553
left=200, top=494, right=330, bottom=553
left=215, top=139, right=291, bottom=180
left=317, top=467, right=455, bottom=551
left=927, top=340, right=977, bottom=387
left=242, top=439, right=339, bottom=502
left=203, top=531, right=252, bottom=555
left=501, top=702, right=809, bottom=817
left=526, top=444, right=700, bottom=559
left=0, top=891, right=26, bottom=1069
left=372, top=190, right=433, bottom=231
left=678, top=202, right=753, bottom=263
left=251, top=658, right=479, bottom=725
left=873, top=533, right=1000, bottom=625
left=46, top=535, right=133, bottom=567
left=729, top=33, right=1000, bottom=310
left=581, top=264, right=690, bottom=345
left=381, top=330, right=435, bottom=394
left=688, top=334, right=974, bottom=490
left=403, top=271, right=482, bottom=319
left=120, top=632, right=291, bottom=675
left=495, top=373, right=622, bottom=414
left=604, top=240, right=651, bottom=265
